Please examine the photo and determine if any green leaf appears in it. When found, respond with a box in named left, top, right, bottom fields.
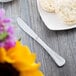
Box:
left=18, top=37, right=21, bottom=41
left=0, top=32, right=8, bottom=41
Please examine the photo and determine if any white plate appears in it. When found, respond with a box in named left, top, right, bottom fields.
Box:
left=37, top=0, right=76, bottom=30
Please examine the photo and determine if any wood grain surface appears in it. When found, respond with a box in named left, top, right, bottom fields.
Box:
left=1, top=0, right=76, bottom=76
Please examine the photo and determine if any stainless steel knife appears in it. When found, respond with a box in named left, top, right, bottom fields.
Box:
left=17, top=17, right=65, bottom=67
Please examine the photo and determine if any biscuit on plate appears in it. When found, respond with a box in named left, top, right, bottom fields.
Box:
left=54, top=0, right=76, bottom=25
left=39, top=0, right=55, bottom=13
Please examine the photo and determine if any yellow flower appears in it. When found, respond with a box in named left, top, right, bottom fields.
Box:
left=0, top=41, right=44, bottom=76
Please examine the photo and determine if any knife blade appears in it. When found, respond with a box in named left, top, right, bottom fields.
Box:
left=17, top=17, right=65, bottom=67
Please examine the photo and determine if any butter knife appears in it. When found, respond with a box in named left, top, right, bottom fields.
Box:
left=17, top=17, right=65, bottom=67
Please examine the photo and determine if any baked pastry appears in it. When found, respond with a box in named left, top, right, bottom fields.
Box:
left=54, top=0, right=76, bottom=25
left=39, top=0, right=55, bottom=13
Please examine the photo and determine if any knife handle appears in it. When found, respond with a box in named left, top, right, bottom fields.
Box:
left=34, top=35, right=65, bottom=67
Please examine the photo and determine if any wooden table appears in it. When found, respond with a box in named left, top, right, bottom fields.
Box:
left=1, top=0, right=76, bottom=76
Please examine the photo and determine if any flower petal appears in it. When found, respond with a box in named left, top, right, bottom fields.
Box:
left=4, top=40, right=16, bottom=50
left=0, top=48, right=13, bottom=63
left=3, top=18, right=12, bottom=23
left=0, top=48, right=6, bottom=62
left=7, top=41, right=35, bottom=64
left=13, top=62, right=40, bottom=71
left=7, top=26, right=14, bottom=34
left=20, top=70, right=44, bottom=76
